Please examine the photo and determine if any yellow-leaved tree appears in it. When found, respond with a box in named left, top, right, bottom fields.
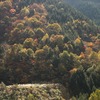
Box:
left=89, top=89, right=100, bottom=100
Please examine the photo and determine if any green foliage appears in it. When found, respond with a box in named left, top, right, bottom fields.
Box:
left=59, top=50, right=70, bottom=62
left=71, top=93, right=89, bottom=100
left=47, top=23, right=62, bottom=35
left=65, top=0, right=100, bottom=25
left=27, top=94, right=36, bottom=100
left=18, top=48, right=28, bottom=59
left=16, top=23, right=24, bottom=29
left=35, top=28, right=45, bottom=38
left=20, top=7, right=30, bottom=17
left=42, top=33, right=49, bottom=42
left=0, top=83, right=65, bottom=100
left=25, top=17, right=41, bottom=28
left=50, top=35, right=64, bottom=47
left=0, top=0, right=100, bottom=99
left=89, top=89, right=100, bottom=100
left=59, top=50, right=78, bottom=71
left=63, top=20, right=98, bottom=40
left=45, top=0, right=86, bottom=23
left=35, top=48, right=46, bottom=60
left=23, top=38, right=34, bottom=48
left=69, top=67, right=92, bottom=95
left=23, top=27, right=35, bottom=37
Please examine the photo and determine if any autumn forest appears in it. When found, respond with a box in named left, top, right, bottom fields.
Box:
left=0, top=0, right=100, bottom=99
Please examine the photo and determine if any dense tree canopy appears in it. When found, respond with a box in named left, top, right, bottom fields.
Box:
left=0, top=0, right=100, bottom=99
left=65, top=0, right=100, bottom=25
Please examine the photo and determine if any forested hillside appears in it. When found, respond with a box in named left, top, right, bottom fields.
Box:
left=65, top=0, right=100, bottom=25
left=0, top=0, right=100, bottom=99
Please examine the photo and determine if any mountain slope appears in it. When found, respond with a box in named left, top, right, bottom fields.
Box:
left=0, top=0, right=100, bottom=99
left=65, top=0, right=100, bottom=25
